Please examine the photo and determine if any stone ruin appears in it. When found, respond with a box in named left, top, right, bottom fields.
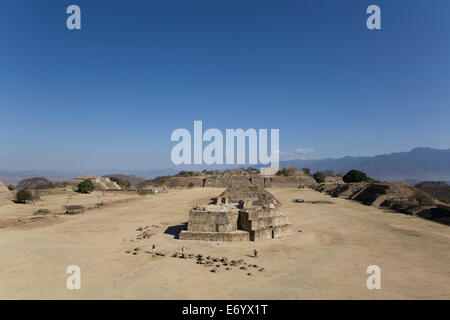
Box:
left=179, top=185, right=293, bottom=241
left=71, top=175, right=121, bottom=191
left=0, top=181, right=13, bottom=201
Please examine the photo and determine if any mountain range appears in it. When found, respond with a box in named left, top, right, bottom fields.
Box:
left=278, top=147, right=450, bottom=182
left=1, top=147, right=449, bottom=185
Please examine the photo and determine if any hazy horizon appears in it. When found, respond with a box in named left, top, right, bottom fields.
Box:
left=1, top=146, right=448, bottom=173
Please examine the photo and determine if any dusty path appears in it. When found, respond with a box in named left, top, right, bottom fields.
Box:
left=0, top=187, right=449, bottom=299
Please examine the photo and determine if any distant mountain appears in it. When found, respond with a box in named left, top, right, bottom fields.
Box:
left=0, top=170, right=77, bottom=185
left=280, top=147, right=450, bottom=182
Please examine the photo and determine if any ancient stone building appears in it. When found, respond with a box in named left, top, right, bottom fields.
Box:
left=179, top=185, right=293, bottom=241
left=138, top=165, right=317, bottom=189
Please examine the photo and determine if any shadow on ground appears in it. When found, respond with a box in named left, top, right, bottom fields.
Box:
left=164, top=223, right=188, bottom=239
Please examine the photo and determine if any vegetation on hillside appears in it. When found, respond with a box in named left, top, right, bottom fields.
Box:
left=176, top=171, right=202, bottom=177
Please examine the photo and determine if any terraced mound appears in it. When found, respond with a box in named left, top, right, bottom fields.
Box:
left=314, top=182, right=449, bottom=225
left=216, top=184, right=281, bottom=207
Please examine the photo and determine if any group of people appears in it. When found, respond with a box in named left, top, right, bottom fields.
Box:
left=151, top=244, right=258, bottom=258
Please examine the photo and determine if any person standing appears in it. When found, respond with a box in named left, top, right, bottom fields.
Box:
left=253, top=249, right=258, bottom=258
left=152, top=244, right=156, bottom=256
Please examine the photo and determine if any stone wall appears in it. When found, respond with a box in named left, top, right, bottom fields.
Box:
left=186, top=205, right=239, bottom=232
left=179, top=230, right=250, bottom=242
left=238, top=207, right=293, bottom=241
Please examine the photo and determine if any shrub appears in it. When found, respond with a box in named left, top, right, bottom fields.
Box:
left=7, top=184, right=14, bottom=190
left=77, top=179, right=95, bottom=194
left=188, top=182, right=194, bottom=188
left=16, top=190, right=32, bottom=203
left=313, top=172, right=325, bottom=183
left=343, top=170, right=369, bottom=183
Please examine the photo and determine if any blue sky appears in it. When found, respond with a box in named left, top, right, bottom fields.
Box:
left=1, top=0, right=449, bottom=171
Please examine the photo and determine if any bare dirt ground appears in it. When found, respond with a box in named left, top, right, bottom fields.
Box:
left=0, top=187, right=449, bottom=299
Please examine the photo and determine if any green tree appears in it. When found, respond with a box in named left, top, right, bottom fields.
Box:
left=313, top=172, right=325, bottom=183
left=16, top=190, right=32, bottom=203
left=78, top=179, right=95, bottom=194
left=343, top=170, right=369, bottom=183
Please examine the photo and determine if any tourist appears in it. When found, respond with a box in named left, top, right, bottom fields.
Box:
left=152, top=244, right=156, bottom=256
left=254, top=249, right=258, bottom=258
left=181, top=246, right=185, bottom=255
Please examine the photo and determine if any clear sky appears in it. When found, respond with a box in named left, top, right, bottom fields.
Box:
left=1, top=0, right=449, bottom=171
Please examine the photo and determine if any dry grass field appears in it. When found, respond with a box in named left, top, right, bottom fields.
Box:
left=0, top=187, right=449, bottom=299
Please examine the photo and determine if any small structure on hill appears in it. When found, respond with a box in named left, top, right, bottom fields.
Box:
left=179, top=185, right=292, bottom=241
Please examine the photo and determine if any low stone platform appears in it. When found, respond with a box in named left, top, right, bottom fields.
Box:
left=179, top=230, right=250, bottom=242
